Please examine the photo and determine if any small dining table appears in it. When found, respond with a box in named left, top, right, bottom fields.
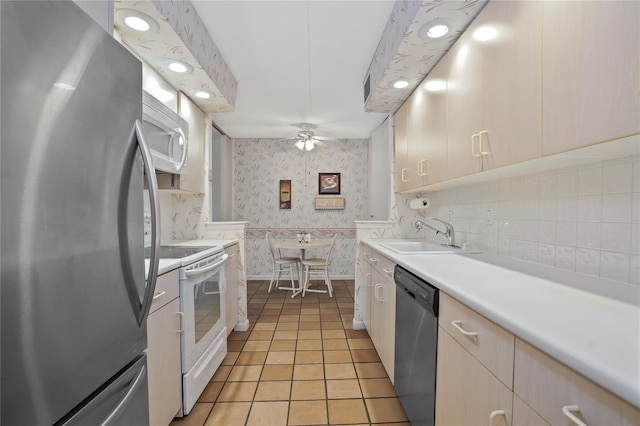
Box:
left=275, top=239, right=332, bottom=297
left=275, top=239, right=332, bottom=259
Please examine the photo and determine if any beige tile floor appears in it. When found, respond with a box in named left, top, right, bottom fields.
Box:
left=170, top=279, right=409, bottom=426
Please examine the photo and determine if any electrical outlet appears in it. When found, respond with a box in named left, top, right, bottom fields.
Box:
left=486, top=208, right=493, bottom=225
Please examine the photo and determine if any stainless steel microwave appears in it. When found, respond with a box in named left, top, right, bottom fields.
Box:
left=142, top=91, right=189, bottom=174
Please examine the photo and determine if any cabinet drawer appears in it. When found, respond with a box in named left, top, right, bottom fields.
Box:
left=367, top=253, right=394, bottom=283
left=439, top=292, right=515, bottom=389
left=150, top=269, right=179, bottom=314
left=514, top=338, right=640, bottom=425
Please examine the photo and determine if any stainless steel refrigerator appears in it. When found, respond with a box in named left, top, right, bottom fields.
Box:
left=1, top=1, right=161, bottom=425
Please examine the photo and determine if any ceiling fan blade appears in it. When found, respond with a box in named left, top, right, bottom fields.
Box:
left=313, top=139, right=328, bottom=148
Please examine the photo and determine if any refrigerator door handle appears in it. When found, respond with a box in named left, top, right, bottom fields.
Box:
left=98, top=365, right=147, bottom=426
left=119, top=119, right=160, bottom=326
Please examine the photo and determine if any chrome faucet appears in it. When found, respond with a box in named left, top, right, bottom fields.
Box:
left=414, top=217, right=458, bottom=247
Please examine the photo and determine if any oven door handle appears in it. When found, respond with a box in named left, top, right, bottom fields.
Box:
left=184, top=253, right=228, bottom=277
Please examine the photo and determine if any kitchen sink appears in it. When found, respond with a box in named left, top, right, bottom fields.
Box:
left=380, top=241, right=481, bottom=254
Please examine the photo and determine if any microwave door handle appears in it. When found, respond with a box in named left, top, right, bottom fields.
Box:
left=183, top=253, right=228, bottom=277
left=174, top=127, right=188, bottom=171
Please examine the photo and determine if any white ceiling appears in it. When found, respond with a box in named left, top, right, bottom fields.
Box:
left=191, top=0, right=396, bottom=140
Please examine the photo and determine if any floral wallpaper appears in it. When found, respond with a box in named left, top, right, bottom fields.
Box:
left=365, top=0, right=487, bottom=113
left=114, top=0, right=237, bottom=112
left=233, top=138, right=370, bottom=279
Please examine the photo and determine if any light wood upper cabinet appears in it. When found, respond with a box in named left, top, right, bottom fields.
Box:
left=394, top=102, right=413, bottom=192
left=447, top=0, right=543, bottom=179
left=542, top=1, right=640, bottom=155
left=414, top=55, right=449, bottom=187
left=177, top=93, right=206, bottom=193
left=394, top=55, right=449, bottom=192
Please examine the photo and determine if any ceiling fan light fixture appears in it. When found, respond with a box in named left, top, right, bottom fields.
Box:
left=295, top=140, right=305, bottom=150
left=304, top=140, right=314, bottom=151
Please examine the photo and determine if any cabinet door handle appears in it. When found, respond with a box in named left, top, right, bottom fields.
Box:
left=369, top=257, right=378, bottom=264
left=562, top=405, right=588, bottom=426
left=418, top=159, right=430, bottom=176
left=479, top=130, right=490, bottom=155
left=382, top=267, right=394, bottom=277
left=401, top=168, right=410, bottom=182
left=375, top=284, right=383, bottom=301
left=489, top=409, right=505, bottom=426
left=451, top=320, right=478, bottom=337
left=471, top=133, right=481, bottom=157
left=177, top=312, right=184, bottom=333
left=152, top=290, right=166, bottom=300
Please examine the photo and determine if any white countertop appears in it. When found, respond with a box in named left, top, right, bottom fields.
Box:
left=146, top=239, right=240, bottom=276
left=362, top=239, right=640, bottom=409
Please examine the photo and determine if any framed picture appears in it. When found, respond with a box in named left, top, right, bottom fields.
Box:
left=318, top=173, right=340, bottom=194
left=314, top=197, right=345, bottom=210
left=279, top=180, right=291, bottom=209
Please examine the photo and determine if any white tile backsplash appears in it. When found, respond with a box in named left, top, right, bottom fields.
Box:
left=578, top=166, right=603, bottom=196
left=397, top=155, right=640, bottom=285
left=557, top=170, right=578, bottom=197
left=602, top=193, right=633, bottom=223
left=603, top=162, right=633, bottom=194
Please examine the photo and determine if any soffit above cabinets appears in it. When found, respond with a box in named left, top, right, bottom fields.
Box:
left=114, top=0, right=237, bottom=113
left=365, top=0, right=488, bottom=114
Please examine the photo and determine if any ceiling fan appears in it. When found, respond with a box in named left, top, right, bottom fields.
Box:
left=290, top=123, right=331, bottom=151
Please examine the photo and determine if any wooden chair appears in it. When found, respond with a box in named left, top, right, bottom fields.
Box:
left=300, top=234, right=337, bottom=297
left=266, top=232, right=301, bottom=296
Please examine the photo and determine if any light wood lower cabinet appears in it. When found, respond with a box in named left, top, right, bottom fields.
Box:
left=224, top=243, right=240, bottom=335
left=512, top=395, right=549, bottom=426
left=361, top=245, right=396, bottom=382
left=436, top=292, right=514, bottom=425
left=436, top=329, right=513, bottom=426
left=514, top=338, right=640, bottom=426
left=147, top=270, right=182, bottom=426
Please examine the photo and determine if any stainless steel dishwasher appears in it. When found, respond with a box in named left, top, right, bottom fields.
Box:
left=394, top=265, right=439, bottom=426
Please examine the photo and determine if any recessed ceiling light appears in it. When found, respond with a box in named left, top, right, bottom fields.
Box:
left=194, top=90, right=214, bottom=99
left=427, top=24, right=449, bottom=38
left=115, top=9, right=159, bottom=34
left=168, top=61, right=193, bottom=74
left=392, top=79, right=409, bottom=89
left=124, top=16, right=150, bottom=32
left=419, top=18, right=456, bottom=40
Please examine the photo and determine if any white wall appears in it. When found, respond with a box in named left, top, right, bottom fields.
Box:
left=394, top=155, right=640, bottom=285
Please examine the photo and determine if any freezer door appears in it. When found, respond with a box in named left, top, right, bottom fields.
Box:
left=62, top=355, right=149, bottom=426
left=1, top=2, right=149, bottom=425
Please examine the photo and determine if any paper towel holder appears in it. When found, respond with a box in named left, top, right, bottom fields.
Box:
left=409, top=197, right=430, bottom=217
